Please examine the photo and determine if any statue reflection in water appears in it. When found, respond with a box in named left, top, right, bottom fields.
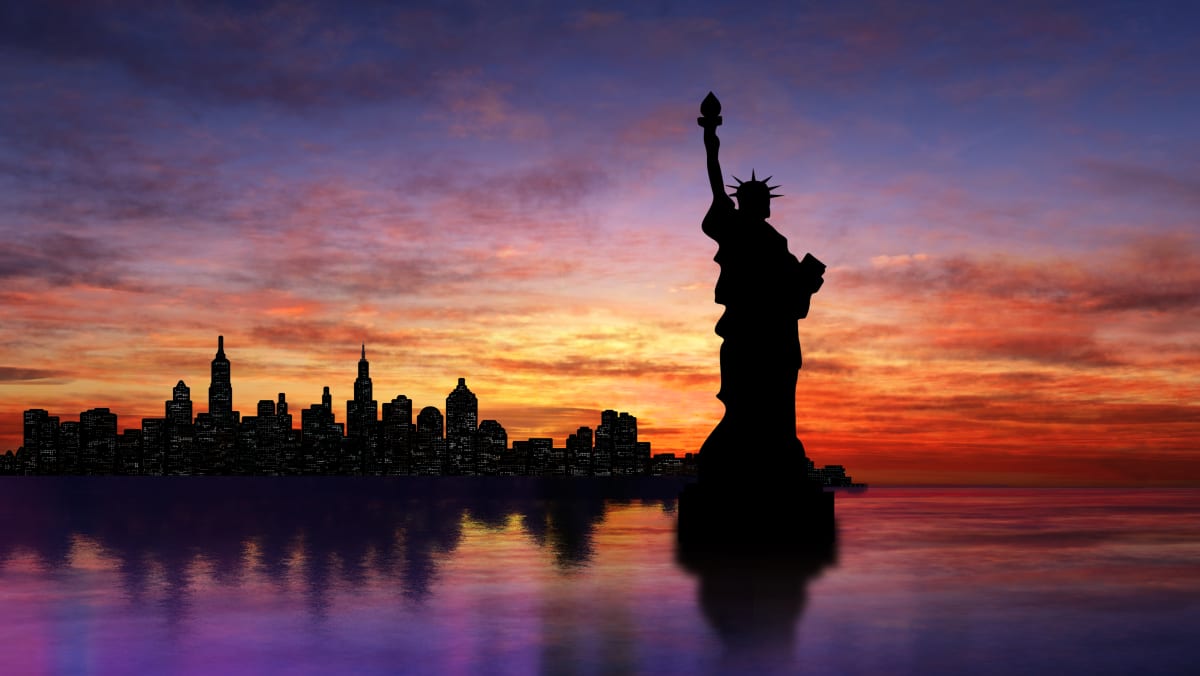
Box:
left=679, top=540, right=836, bottom=673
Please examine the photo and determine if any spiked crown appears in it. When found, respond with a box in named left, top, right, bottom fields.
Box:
left=727, top=169, right=783, bottom=201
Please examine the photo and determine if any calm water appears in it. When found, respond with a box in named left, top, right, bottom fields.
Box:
left=1, top=479, right=1198, bottom=675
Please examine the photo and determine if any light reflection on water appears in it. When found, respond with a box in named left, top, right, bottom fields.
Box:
left=1, top=480, right=1198, bottom=675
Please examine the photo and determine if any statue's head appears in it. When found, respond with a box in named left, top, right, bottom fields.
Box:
left=728, top=170, right=782, bottom=219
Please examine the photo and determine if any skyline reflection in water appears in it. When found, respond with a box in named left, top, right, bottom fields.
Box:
left=2, top=480, right=1199, bottom=675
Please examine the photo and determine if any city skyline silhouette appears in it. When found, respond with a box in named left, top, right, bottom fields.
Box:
left=7, top=334, right=651, bottom=477
left=5, top=332, right=861, bottom=482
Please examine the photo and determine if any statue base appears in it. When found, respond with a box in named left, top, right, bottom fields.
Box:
left=677, top=480, right=834, bottom=554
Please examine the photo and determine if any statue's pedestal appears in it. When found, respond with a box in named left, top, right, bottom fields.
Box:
left=677, top=480, right=834, bottom=553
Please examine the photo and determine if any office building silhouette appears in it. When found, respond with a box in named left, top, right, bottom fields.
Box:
left=477, top=419, right=506, bottom=476
left=415, top=406, right=445, bottom=476
left=445, top=378, right=478, bottom=476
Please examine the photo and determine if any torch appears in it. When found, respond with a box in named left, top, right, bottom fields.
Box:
left=698, top=91, right=722, bottom=130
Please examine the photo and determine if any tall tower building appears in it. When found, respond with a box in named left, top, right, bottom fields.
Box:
left=346, top=344, right=378, bottom=439
left=208, top=335, right=233, bottom=423
left=198, top=335, right=238, bottom=474
left=346, top=344, right=378, bottom=475
left=252, top=398, right=276, bottom=475
left=614, top=411, right=638, bottom=476
left=593, top=410, right=616, bottom=476
left=165, top=381, right=194, bottom=475
left=445, top=378, right=478, bottom=475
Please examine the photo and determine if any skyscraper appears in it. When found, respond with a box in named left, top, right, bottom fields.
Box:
left=58, top=420, right=80, bottom=474
left=445, top=378, right=478, bottom=475
left=381, top=394, right=414, bottom=475
left=208, top=335, right=233, bottom=424
left=250, top=395, right=292, bottom=475
left=198, top=336, right=238, bottom=474
left=593, top=410, right=616, bottom=476
left=275, top=393, right=296, bottom=473
left=346, top=345, right=378, bottom=475
left=346, top=344, right=377, bottom=437
left=118, top=428, right=142, bottom=475
left=165, top=381, right=193, bottom=475
left=415, top=406, right=444, bottom=476
left=166, top=381, right=193, bottom=427
left=141, top=418, right=165, bottom=476
left=80, top=408, right=118, bottom=475
left=23, top=409, right=59, bottom=475
left=301, top=386, right=342, bottom=475
left=614, top=411, right=638, bottom=476
left=477, top=419, right=506, bottom=476
left=567, top=426, right=593, bottom=476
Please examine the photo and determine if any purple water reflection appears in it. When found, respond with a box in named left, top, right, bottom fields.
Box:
left=1, top=480, right=1198, bottom=675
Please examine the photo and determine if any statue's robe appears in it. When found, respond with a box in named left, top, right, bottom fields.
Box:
left=699, top=196, right=823, bottom=488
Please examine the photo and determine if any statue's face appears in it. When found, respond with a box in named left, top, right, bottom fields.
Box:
left=737, top=193, right=771, bottom=219
left=732, top=174, right=780, bottom=219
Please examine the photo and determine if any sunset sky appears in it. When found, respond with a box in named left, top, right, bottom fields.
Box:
left=1, top=0, right=1197, bottom=485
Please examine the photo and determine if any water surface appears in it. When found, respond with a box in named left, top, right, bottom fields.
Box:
left=1, top=480, right=1197, bottom=674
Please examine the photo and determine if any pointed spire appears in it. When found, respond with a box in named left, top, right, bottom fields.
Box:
left=361, top=343, right=366, bottom=360
left=216, top=335, right=225, bottom=358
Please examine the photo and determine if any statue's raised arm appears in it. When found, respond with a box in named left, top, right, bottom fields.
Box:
left=698, top=92, right=730, bottom=204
